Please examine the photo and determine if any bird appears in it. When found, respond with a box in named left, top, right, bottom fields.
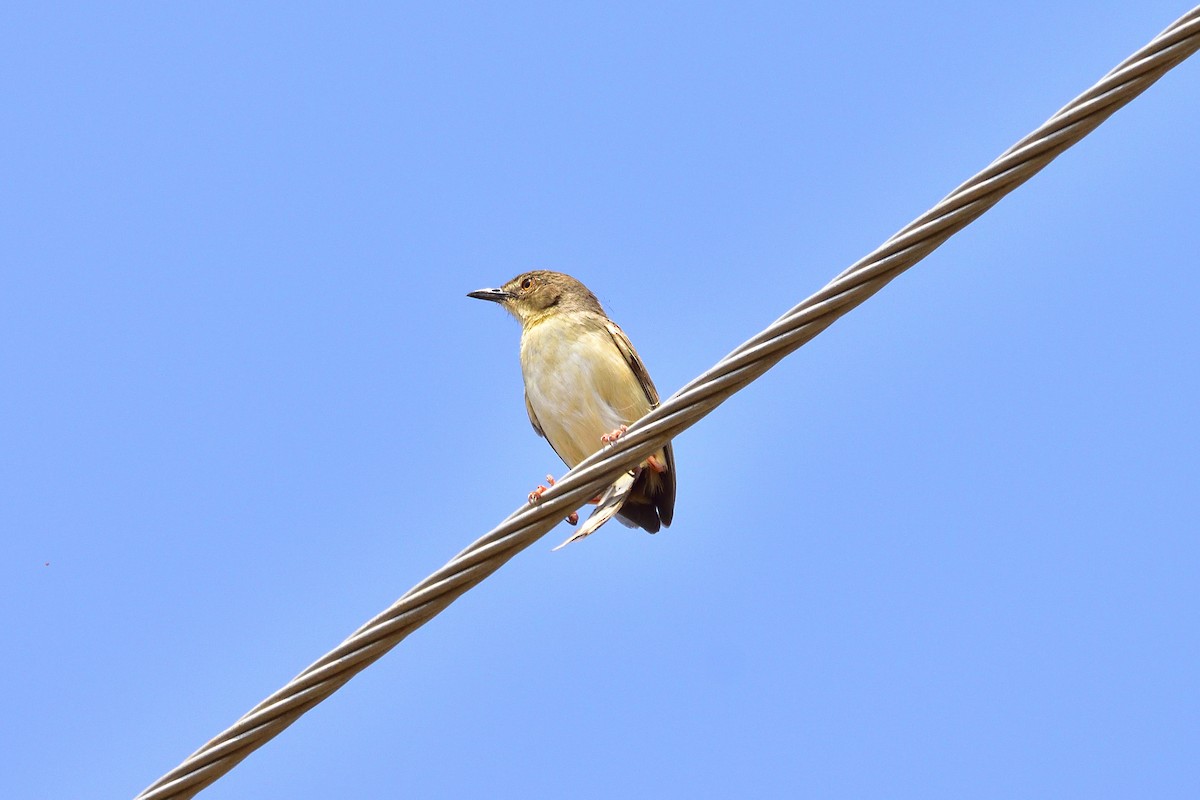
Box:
left=468, top=270, right=675, bottom=549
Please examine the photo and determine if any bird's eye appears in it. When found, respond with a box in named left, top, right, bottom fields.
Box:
left=521, top=277, right=534, bottom=290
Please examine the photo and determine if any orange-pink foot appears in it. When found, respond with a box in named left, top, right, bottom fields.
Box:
left=527, top=474, right=579, bottom=525
left=527, top=475, right=552, bottom=505
left=601, top=424, right=628, bottom=446
left=646, top=455, right=667, bottom=474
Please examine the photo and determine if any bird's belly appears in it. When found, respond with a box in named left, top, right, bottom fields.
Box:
left=521, top=329, right=635, bottom=467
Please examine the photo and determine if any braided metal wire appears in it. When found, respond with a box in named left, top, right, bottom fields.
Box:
left=136, top=8, right=1200, bottom=798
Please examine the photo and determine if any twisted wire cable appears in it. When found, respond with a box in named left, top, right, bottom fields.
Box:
left=136, top=8, right=1200, bottom=799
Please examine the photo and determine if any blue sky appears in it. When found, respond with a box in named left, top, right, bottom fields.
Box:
left=3, top=3, right=1198, bottom=798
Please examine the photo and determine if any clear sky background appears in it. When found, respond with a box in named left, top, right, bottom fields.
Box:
left=3, top=3, right=1198, bottom=798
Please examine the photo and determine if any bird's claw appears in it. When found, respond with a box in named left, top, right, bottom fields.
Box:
left=600, top=424, right=628, bottom=446
left=528, top=474, right=579, bottom=525
left=527, top=474, right=557, bottom=504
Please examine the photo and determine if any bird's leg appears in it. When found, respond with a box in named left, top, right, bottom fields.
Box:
left=527, top=474, right=579, bottom=525
left=600, top=424, right=628, bottom=446
left=645, top=454, right=667, bottom=474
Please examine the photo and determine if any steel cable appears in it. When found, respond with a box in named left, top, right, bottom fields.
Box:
left=136, top=8, right=1200, bottom=798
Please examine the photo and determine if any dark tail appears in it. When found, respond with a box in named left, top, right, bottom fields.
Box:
left=616, top=442, right=676, bottom=532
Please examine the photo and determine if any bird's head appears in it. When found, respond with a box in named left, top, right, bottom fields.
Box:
left=468, top=270, right=603, bottom=326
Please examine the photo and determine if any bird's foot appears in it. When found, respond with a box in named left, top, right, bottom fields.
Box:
left=527, top=474, right=579, bottom=525
left=600, top=424, right=628, bottom=446
left=526, top=476, right=551, bottom=505
left=646, top=454, right=667, bottom=474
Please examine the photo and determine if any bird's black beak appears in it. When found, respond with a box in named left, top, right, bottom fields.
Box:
left=467, top=288, right=512, bottom=303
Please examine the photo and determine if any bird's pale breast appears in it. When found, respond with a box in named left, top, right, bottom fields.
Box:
left=520, top=316, right=651, bottom=467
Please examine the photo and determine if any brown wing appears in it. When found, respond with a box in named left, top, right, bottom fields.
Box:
left=526, top=391, right=572, bottom=467
left=524, top=391, right=545, bottom=438
left=604, top=321, right=660, bottom=406
left=604, top=320, right=676, bottom=530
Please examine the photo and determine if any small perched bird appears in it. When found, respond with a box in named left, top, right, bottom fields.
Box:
left=468, top=271, right=675, bottom=548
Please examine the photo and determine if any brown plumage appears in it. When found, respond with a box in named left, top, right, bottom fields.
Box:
left=468, top=270, right=675, bottom=544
